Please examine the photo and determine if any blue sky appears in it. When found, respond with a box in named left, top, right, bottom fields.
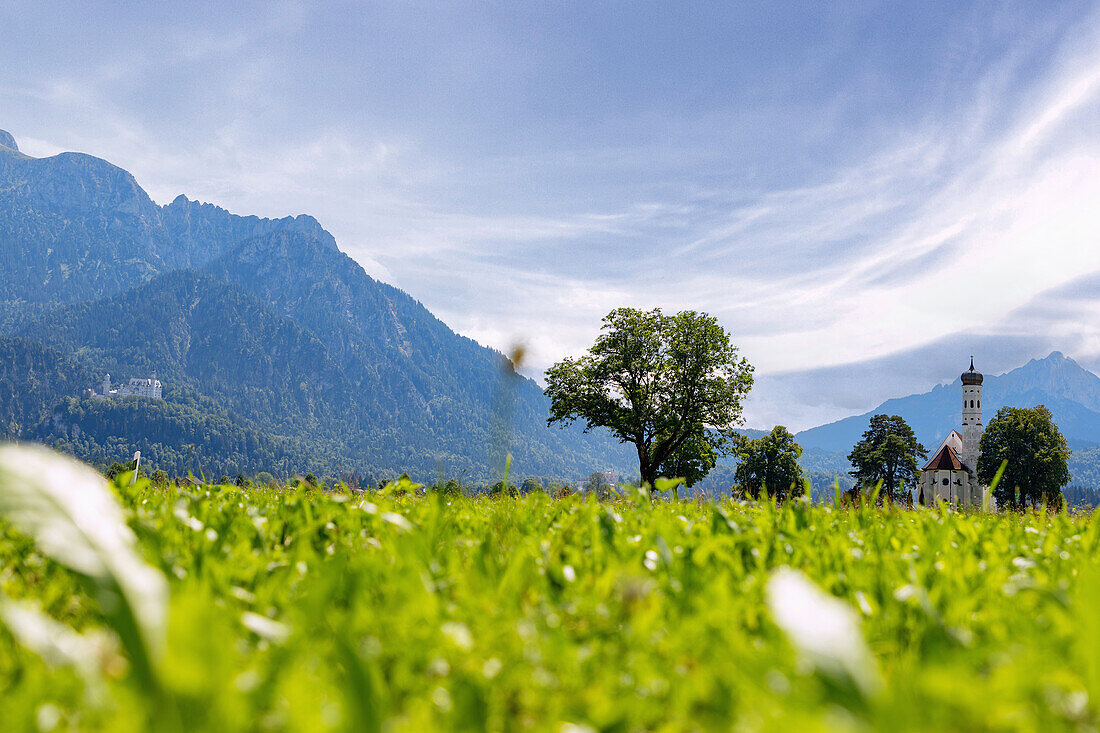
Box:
left=4, top=1, right=1100, bottom=429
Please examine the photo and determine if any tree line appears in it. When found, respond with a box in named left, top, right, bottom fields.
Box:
left=546, top=307, right=1072, bottom=508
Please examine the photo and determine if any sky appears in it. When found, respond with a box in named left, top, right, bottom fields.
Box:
left=3, top=1, right=1100, bottom=430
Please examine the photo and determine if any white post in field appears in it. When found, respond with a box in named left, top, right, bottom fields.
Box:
left=131, top=450, right=141, bottom=485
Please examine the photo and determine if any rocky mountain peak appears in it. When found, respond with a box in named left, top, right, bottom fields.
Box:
left=163, top=194, right=340, bottom=254
left=0, top=130, right=18, bottom=152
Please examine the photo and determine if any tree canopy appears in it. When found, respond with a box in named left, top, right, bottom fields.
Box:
left=977, top=405, right=1070, bottom=510
left=848, top=414, right=926, bottom=503
left=545, top=307, right=754, bottom=489
left=733, top=426, right=806, bottom=500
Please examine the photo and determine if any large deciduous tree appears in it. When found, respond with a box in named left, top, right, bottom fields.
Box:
left=733, top=426, right=806, bottom=500
left=977, top=405, right=1070, bottom=510
left=848, top=414, right=926, bottom=503
left=545, top=308, right=754, bottom=490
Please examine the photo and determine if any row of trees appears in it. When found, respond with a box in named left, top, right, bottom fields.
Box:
left=728, top=407, right=1071, bottom=508
left=546, top=306, right=1071, bottom=507
left=845, top=408, right=1070, bottom=508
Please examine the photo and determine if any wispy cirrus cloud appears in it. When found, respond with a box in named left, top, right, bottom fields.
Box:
left=387, top=6, right=1100, bottom=430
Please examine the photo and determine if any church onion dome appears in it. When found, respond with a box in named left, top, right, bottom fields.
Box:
left=961, top=356, right=983, bottom=385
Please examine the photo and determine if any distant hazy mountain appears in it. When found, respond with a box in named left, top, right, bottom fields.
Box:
left=796, top=351, right=1100, bottom=453
left=701, top=352, right=1100, bottom=499
left=0, top=130, right=631, bottom=481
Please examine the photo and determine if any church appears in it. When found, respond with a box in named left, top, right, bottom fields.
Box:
left=915, top=358, right=985, bottom=508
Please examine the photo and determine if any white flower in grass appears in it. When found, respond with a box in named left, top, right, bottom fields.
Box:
left=381, top=511, right=413, bottom=532
left=0, top=444, right=168, bottom=670
left=766, top=567, right=882, bottom=698
left=441, top=621, right=473, bottom=651
left=241, top=612, right=291, bottom=643
left=0, top=600, right=110, bottom=677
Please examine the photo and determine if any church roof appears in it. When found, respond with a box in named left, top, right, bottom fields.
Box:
left=923, top=443, right=965, bottom=471
left=932, top=430, right=964, bottom=457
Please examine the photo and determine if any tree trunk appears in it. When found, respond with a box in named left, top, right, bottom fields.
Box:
left=636, top=442, right=655, bottom=492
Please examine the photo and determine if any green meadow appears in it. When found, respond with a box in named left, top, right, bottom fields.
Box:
left=2, top=455, right=1099, bottom=731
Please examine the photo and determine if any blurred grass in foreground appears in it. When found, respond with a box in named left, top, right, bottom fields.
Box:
left=1, top=449, right=1100, bottom=732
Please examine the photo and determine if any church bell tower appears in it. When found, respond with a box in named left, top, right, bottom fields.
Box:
left=960, top=357, right=983, bottom=470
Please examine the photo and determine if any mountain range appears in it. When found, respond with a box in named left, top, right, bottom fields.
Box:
left=4, top=127, right=1100, bottom=493
left=0, top=129, right=631, bottom=482
left=795, top=352, right=1100, bottom=453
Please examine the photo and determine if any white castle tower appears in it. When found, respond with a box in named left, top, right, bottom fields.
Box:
left=102, top=373, right=111, bottom=396
left=959, top=356, right=983, bottom=469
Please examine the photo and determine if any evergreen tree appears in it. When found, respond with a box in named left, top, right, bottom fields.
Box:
left=520, top=478, right=544, bottom=495
left=733, top=426, right=806, bottom=500
left=848, top=415, right=926, bottom=504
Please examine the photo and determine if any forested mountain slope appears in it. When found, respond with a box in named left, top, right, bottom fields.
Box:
left=205, top=232, right=613, bottom=472
left=0, top=336, right=94, bottom=438
left=33, top=396, right=335, bottom=480
left=17, top=270, right=362, bottom=439
left=0, top=334, right=327, bottom=478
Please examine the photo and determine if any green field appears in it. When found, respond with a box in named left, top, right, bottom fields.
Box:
left=2, top=451, right=1100, bottom=731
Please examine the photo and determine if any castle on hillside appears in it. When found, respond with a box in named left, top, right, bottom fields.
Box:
left=915, top=358, right=984, bottom=508
left=90, top=372, right=163, bottom=400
